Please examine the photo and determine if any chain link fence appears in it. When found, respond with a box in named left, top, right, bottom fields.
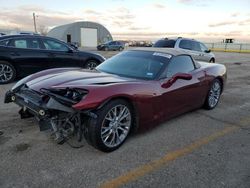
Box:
left=204, top=43, right=250, bottom=53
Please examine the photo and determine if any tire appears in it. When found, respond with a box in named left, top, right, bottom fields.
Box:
left=0, top=61, right=16, bottom=84
left=209, top=58, right=215, bottom=63
left=84, top=60, right=99, bottom=70
left=104, top=47, right=108, bottom=51
left=204, top=79, right=222, bottom=110
left=84, top=99, right=133, bottom=152
left=118, top=47, right=123, bottom=51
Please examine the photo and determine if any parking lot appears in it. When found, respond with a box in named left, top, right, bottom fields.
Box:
left=0, top=51, right=250, bottom=188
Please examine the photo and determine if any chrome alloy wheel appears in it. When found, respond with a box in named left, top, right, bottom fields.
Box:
left=208, top=81, right=221, bottom=108
left=86, top=61, right=98, bottom=70
left=0, top=64, right=14, bottom=83
left=101, top=105, right=132, bottom=148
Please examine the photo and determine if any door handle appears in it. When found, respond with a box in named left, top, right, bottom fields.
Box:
left=10, top=52, right=20, bottom=56
left=47, top=53, right=56, bottom=57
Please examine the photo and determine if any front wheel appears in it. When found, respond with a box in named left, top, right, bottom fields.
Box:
left=204, top=79, right=222, bottom=110
left=0, top=61, right=16, bottom=84
left=84, top=60, right=99, bottom=70
left=84, top=99, right=133, bottom=152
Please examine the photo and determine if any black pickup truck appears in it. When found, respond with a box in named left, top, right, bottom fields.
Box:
left=0, top=35, right=105, bottom=84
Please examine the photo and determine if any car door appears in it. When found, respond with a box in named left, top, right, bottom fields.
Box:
left=7, top=37, right=50, bottom=76
left=191, top=41, right=205, bottom=61
left=40, top=38, right=81, bottom=69
left=159, top=55, right=206, bottom=119
left=199, top=42, right=212, bottom=62
left=109, top=41, right=116, bottom=50
left=179, top=39, right=202, bottom=61
left=113, top=41, right=118, bottom=50
left=115, top=41, right=122, bottom=50
left=117, top=42, right=123, bottom=50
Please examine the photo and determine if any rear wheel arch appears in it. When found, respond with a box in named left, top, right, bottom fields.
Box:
left=215, top=76, right=223, bottom=92
left=0, top=59, right=16, bottom=69
left=207, top=76, right=223, bottom=93
left=0, top=60, right=17, bottom=84
left=1, top=60, right=20, bottom=75
left=86, top=57, right=101, bottom=62
left=204, top=78, right=222, bottom=110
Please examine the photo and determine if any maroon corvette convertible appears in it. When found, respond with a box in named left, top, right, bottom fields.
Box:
left=5, top=48, right=226, bottom=152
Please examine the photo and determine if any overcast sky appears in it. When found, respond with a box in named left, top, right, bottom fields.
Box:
left=1, top=0, right=250, bottom=42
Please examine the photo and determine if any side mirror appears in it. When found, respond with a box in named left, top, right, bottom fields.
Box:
left=70, top=44, right=78, bottom=50
left=205, top=49, right=211, bottom=53
left=162, top=73, right=192, bottom=88
left=68, top=48, right=74, bottom=53
left=175, top=73, right=192, bottom=80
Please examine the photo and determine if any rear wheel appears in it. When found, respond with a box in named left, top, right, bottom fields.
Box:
left=84, top=99, right=133, bottom=152
left=84, top=60, right=99, bottom=70
left=204, top=79, right=222, bottom=110
left=0, top=61, right=16, bottom=84
left=118, top=47, right=123, bottom=51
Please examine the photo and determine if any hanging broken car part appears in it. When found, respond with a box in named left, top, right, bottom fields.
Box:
left=5, top=84, right=91, bottom=144
left=4, top=48, right=226, bottom=152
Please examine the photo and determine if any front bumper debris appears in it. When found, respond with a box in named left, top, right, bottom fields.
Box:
left=5, top=89, right=48, bottom=117
left=5, top=87, right=76, bottom=131
left=4, top=86, right=97, bottom=145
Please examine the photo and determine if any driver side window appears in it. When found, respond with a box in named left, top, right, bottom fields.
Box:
left=42, top=39, right=68, bottom=51
left=167, top=55, right=195, bottom=77
left=199, top=42, right=208, bottom=52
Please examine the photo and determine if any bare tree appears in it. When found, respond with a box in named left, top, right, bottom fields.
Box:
left=38, top=25, right=48, bottom=36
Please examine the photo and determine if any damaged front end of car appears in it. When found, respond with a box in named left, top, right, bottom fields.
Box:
left=4, top=84, right=96, bottom=144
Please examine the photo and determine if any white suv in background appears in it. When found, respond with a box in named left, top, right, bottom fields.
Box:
left=153, top=37, right=215, bottom=63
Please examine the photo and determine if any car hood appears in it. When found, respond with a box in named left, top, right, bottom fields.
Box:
left=26, top=68, right=135, bottom=91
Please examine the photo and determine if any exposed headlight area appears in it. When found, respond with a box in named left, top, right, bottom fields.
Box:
left=11, top=75, right=32, bottom=91
left=40, top=88, right=88, bottom=106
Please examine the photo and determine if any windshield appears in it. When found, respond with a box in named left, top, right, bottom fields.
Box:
left=96, top=50, right=171, bottom=80
left=104, top=41, right=112, bottom=45
left=153, top=39, right=176, bottom=48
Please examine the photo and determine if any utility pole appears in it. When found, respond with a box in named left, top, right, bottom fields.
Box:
left=33, top=12, right=37, bottom=33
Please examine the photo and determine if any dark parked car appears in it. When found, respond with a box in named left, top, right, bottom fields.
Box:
left=0, top=35, right=105, bottom=84
left=5, top=48, right=226, bottom=152
left=153, top=37, right=215, bottom=63
left=97, top=41, right=124, bottom=51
